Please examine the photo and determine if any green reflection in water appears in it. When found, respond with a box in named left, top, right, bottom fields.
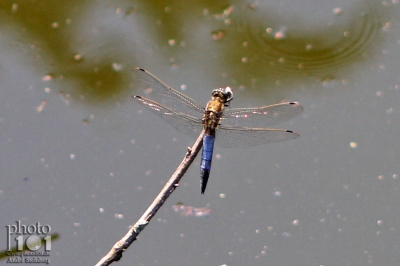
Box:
left=0, top=0, right=393, bottom=103
left=0, top=0, right=128, bottom=104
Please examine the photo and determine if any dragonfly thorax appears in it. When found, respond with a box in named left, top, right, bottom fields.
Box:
left=202, top=98, right=225, bottom=133
left=202, top=87, right=233, bottom=133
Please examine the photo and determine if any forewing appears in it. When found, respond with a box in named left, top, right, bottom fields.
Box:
left=215, top=125, right=300, bottom=148
left=134, top=96, right=204, bottom=137
left=132, top=68, right=204, bottom=118
left=221, top=102, right=302, bottom=127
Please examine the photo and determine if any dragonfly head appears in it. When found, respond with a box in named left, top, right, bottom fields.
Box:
left=212, top=87, right=234, bottom=107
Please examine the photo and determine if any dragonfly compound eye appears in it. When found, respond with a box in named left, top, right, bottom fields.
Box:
left=212, top=87, right=234, bottom=103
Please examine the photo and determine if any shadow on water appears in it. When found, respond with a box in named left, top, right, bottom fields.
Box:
left=0, top=0, right=394, bottom=103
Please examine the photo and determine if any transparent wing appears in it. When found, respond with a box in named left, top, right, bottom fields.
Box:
left=132, top=68, right=205, bottom=118
left=215, top=125, right=300, bottom=148
left=134, top=95, right=204, bottom=138
left=134, top=96, right=300, bottom=148
left=221, top=102, right=303, bottom=127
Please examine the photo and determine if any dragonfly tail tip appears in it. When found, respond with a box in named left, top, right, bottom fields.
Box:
left=201, top=170, right=210, bottom=194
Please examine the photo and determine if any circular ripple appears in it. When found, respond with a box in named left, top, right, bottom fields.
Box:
left=233, top=0, right=385, bottom=76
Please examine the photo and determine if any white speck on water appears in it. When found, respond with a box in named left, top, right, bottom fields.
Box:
left=11, top=4, right=18, bottom=13
left=333, top=7, right=343, bottom=15
left=350, top=142, right=358, bottom=148
left=386, top=107, right=394, bottom=114
left=42, top=74, right=52, bottom=81
left=112, top=63, right=123, bottom=71
left=114, top=213, right=124, bottom=219
left=168, top=39, right=176, bottom=46
left=73, top=53, right=83, bottom=62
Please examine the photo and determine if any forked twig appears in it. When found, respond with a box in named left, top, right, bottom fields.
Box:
left=95, top=130, right=205, bottom=266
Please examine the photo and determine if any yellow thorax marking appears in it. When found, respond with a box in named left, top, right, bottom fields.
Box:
left=203, top=97, right=225, bottom=131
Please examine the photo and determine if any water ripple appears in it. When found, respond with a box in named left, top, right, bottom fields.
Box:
left=233, top=0, right=386, bottom=76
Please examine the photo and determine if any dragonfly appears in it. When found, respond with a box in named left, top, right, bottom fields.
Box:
left=132, top=68, right=302, bottom=194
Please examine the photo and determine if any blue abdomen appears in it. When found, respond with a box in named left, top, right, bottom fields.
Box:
left=200, top=134, right=215, bottom=194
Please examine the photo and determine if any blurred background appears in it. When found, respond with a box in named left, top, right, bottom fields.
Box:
left=0, top=0, right=399, bottom=265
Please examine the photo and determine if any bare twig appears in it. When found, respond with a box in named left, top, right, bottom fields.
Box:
left=95, top=130, right=205, bottom=266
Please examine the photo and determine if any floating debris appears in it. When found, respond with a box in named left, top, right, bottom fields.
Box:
left=172, top=203, right=210, bottom=217
left=36, top=100, right=47, bottom=113
left=73, top=53, right=84, bottom=62
left=211, top=29, right=226, bottom=41
left=42, top=74, right=53, bottom=81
